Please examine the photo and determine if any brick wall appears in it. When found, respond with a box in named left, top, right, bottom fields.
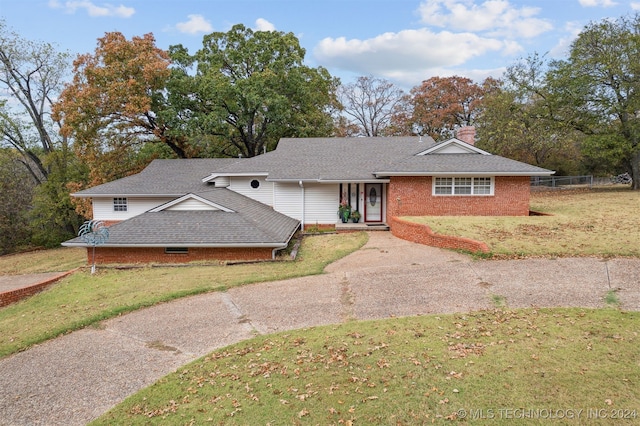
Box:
left=303, top=223, right=336, bottom=231
left=0, top=270, right=76, bottom=307
left=389, top=216, right=489, bottom=253
left=387, top=176, right=530, bottom=217
left=89, top=246, right=275, bottom=264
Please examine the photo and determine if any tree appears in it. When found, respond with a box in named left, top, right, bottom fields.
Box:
left=401, top=76, right=498, bottom=141
left=474, top=54, right=583, bottom=174
left=0, top=20, right=69, bottom=183
left=545, top=14, right=640, bottom=189
left=0, top=149, right=34, bottom=254
left=53, top=32, right=177, bottom=187
left=171, top=24, right=338, bottom=157
left=476, top=84, right=582, bottom=175
left=0, top=21, right=84, bottom=250
left=337, top=75, right=405, bottom=137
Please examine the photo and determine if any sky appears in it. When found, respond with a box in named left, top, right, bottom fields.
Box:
left=2, top=0, right=640, bottom=90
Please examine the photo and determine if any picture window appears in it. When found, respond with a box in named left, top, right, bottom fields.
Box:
left=433, top=177, right=494, bottom=196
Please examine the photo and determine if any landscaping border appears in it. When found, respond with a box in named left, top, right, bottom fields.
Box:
left=0, top=270, right=77, bottom=307
left=389, top=216, right=490, bottom=253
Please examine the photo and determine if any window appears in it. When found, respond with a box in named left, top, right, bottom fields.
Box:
left=113, top=197, right=128, bottom=212
left=473, top=177, right=492, bottom=195
left=433, top=177, right=494, bottom=196
left=250, top=179, right=260, bottom=189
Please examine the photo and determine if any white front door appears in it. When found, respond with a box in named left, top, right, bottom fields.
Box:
left=364, top=183, right=382, bottom=222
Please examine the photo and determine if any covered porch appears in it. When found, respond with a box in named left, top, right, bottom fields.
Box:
left=339, top=181, right=387, bottom=225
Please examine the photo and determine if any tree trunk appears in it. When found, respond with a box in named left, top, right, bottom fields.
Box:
left=631, top=150, right=640, bottom=190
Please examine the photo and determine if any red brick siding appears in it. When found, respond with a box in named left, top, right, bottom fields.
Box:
left=303, top=223, right=336, bottom=231
left=0, top=270, right=76, bottom=307
left=387, top=176, right=530, bottom=217
left=89, top=246, right=274, bottom=264
left=389, top=216, right=490, bottom=253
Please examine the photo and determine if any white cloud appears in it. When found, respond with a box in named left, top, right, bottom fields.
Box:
left=311, top=0, right=553, bottom=86
left=254, top=18, right=276, bottom=32
left=314, top=28, right=509, bottom=85
left=175, top=14, right=213, bottom=35
left=48, top=0, right=134, bottom=18
left=578, top=0, right=617, bottom=6
left=417, top=0, right=552, bottom=38
left=632, top=2, right=640, bottom=10
left=549, top=21, right=583, bottom=58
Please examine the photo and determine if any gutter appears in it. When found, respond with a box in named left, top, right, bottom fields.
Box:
left=374, top=171, right=556, bottom=177
left=299, top=180, right=305, bottom=229
left=273, top=221, right=302, bottom=260
left=202, top=172, right=269, bottom=183
left=61, top=242, right=290, bottom=249
left=71, top=193, right=186, bottom=198
left=267, top=178, right=391, bottom=183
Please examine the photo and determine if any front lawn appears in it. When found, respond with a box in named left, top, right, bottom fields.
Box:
left=92, top=308, right=640, bottom=425
left=405, top=187, right=640, bottom=257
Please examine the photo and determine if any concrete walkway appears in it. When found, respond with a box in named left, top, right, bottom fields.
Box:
left=1, top=232, right=639, bottom=425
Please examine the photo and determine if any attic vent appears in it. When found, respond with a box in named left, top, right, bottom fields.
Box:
left=165, top=247, right=188, bottom=254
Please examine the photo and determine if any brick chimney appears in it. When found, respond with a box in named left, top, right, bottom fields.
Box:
left=456, top=126, right=476, bottom=145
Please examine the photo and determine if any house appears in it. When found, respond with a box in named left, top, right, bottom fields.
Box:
left=63, top=130, right=554, bottom=263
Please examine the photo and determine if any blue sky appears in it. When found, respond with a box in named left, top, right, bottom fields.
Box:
left=2, top=0, right=639, bottom=89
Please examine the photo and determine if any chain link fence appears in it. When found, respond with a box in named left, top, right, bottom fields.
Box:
left=531, top=174, right=634, bottom=188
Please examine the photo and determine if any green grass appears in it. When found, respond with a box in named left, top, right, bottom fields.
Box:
left=92, top=308, right=640, bottom=425
left=0, top=232, right=368, bottom=358
left=491, top=294, right=507, bottom=308
left=605, top=290, right=621, bottom=307
left=405, top=187, right=640, bottom=258
left=0, top=247, right=86, bottom=274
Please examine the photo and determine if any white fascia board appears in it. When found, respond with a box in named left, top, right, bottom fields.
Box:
left=374, top=171, right=556, bottom=177
left=202, top=172, right=269, bottom=183
left=264, top=178, right=321, bottom=183
left=149, top=193, right=235, bottom=212
left=71, top=193, right=185, bottom=198
left=267, top=178, right=390, bottom=183
left=62, top=241, right=288, bottom=248
left=317, top=178, right=390, bottom=183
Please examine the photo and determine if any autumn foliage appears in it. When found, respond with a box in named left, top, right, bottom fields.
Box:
left=53, top=32, right=176, bottom=188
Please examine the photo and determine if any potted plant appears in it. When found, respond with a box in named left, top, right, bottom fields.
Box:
left=338, top=200, right=351, bottom=223
left=351, top=210, right=361, bottom=223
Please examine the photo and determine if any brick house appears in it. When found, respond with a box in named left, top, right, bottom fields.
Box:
left=63, top=129, right=554, bottom=263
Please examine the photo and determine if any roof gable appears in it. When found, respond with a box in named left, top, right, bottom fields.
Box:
left=150, top=194, right=234, bottom=213
left=417, top=138, right=491, bottom=155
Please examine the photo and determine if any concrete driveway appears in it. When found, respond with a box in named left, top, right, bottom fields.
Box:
left=1, top=232, right=639, bottom=425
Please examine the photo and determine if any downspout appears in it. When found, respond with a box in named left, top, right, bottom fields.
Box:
left=299, top=180, right=305, bottom=230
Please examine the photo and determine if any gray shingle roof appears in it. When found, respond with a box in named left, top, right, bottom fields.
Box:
left=212, top=136, right=435, bottom=181
left=74, top=137, right=553, bottom=198
left=376, top=153, right=554, bottom=176
left=64, top=188, right=300, bottom=248
left=73, top=158, right=241, bottom=196
left=211, top=136, right=553, bottom=180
